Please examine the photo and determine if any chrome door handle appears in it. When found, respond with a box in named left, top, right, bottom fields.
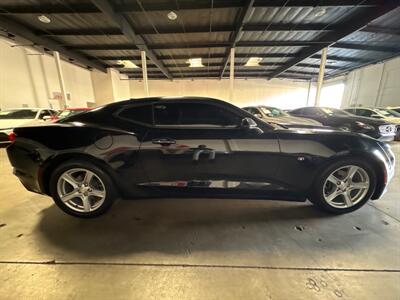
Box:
left=193, top=149, right=216, bottom=161
left=152, top=138, right=176, bottom=146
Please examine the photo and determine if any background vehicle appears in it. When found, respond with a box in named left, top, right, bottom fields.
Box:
left=7, top=97, right=395, bottom=218
left=387, top=106, right=400, bottom=114
left=290, top=107, right=397, bottom=141
left=56, top=108, right=93, bottom=121
left=0, top=108, right=57, bottom=146
left=242, top=105, right=322, bottom=128
left=344, top=107, right=400, bottom=140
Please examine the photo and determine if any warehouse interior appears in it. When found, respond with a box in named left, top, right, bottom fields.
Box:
left=0, top=1, right=400, bottom=299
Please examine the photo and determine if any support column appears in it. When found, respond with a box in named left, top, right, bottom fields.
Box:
left=229, top=48, right=235, bottom=102
left=53, top=51, right=67, bottom=109
left=314, top=47, right=327, bottom=106
left=141, top=51, right=149, bottom=97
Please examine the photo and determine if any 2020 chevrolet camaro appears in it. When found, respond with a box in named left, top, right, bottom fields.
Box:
left=6, top=97, right=395, bottom=218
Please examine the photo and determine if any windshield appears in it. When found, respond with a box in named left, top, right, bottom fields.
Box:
left=376, top=108, right=400, bottom=117
left=391, top=108, right=400, bottom=114
left=260, top=106, right=287, bottom=117
left=0, top=109, right=38, bottom=119
left=58, top=110, right=85, bottom=119
left=321, top=108, right=351, bottom=116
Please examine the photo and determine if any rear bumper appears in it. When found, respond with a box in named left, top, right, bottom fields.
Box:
left=7, top=143, right=44, bottom=194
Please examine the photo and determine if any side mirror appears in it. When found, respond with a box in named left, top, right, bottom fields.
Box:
left=241, top=117, right=257, bottom=128
left=254, top=113, right=263, bottom=119
left=266, top=113, right=274, bottom=117
left=42, top=115, right=51, bottom=121
left=241, top=117, right=264, bottom=134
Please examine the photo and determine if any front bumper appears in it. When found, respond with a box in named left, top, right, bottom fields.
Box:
left=372, top=142, right=395, bottom=199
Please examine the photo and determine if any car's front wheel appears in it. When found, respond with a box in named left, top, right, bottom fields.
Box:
left=310, top=159, right=376, bottom=214
left=49, top=160, right=116, bottom=218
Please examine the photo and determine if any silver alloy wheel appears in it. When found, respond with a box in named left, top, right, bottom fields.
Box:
left=56, top=168, right=106, bottom=213
left=323, top=165, right=370, bottom=208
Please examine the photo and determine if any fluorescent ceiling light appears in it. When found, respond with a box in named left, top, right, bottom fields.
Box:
left=187, top=58, right=204, bottom=68
left=38, top=15, right=51, bottom=23
left=313, top=7, right=326, bottom=17
left=118, top=60, right=140, bottom=68
left=167, top=11, right=178, bottom=20
left=244, top=57, right=263, bottom=67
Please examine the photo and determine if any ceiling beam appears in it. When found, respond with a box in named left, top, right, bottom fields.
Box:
left=90, top=0, right=171, bottom=79
left=267, top=3, right=399, bottom=79
left=94, top=53, right=367, bottom=63
left=0, top=16, right=106, bottom=72
left=0, top=0, right=382, bottom=14
left=219, top=0, right=255, bottom=78
left=68, top=40, right=330, bottom=51
left=360, top=25, right=400, bottom=36
left=35, top=23, right=337, bottom=37
left=332, top=42, right=400, bottom=53
left=326, top=51, right=400, bottom=79
left=116, top=62, right=339, bottom=70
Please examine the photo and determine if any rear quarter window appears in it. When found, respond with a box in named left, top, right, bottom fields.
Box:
left=118, top=105, right=153, bottom=125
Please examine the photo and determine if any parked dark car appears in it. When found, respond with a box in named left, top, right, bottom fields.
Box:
left=6, top=97, right=395, bottom=218
left=290, top=107, right=397, bottom=142
left=242, top=105, right=323, bottom=128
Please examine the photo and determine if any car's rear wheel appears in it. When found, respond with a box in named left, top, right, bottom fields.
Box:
left=310, top=159, right=376, bottom=214
left=49, top=160, right=116, bottom=218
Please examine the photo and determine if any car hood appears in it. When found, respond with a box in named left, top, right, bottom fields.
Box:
left=0, top=119, right=37, bottom=130
left=263, top=115, right=321, bottom=126
left=333, top=115, right=392, bottom=125
left=383, top=117, right=400, bottom=124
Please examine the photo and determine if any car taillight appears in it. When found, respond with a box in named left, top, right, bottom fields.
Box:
left=8, top=132, right=16, bottom=143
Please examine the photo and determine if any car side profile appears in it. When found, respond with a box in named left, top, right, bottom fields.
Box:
left=6, top=97, right=395, bottom=218
left=290, top=106, right=397, bottom=142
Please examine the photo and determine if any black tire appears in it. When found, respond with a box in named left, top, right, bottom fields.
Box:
left=309, top=158, right=376, bottom=214
left=49, top=160, right=117, bottom=218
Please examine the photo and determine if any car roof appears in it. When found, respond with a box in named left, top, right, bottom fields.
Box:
left=62, top=108, right=92, bottom=110
left=105, top=96, right=240, bottom=110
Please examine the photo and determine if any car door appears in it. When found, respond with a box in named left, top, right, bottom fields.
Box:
left=138, top=100, right=281, bottom=193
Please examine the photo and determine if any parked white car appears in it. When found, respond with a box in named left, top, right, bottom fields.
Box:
left=0, top=108, right=58, bottom=144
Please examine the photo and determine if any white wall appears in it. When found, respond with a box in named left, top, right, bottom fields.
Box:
left=91, top=68, right=131, bottom=105
left=0, top=37, right=95, bottom=109
left=341, top=56, right=400, bottom=108
left=129, top=78, right=312, bottom=109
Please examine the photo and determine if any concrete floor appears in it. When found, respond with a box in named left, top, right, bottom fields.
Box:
left=0, top=145, right=399, bottom=300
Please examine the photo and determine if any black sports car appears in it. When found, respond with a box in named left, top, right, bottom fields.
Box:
left=6, top=97, right=395, bottom=218
left=290, top=107, right=397, bottom=142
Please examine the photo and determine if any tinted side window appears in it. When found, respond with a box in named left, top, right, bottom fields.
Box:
left=154, top=103, right=241, bottom=127
left=290, top=108, right=303, bottom=115
left=300, top=108, right=315, bottom=116
left=357, top=109, right=372, bottom=117
left=119, top=105, right=153, bottom=125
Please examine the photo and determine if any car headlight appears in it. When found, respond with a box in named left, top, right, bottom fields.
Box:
left=355, top=121, right=374, bottom=130
left=379, top=124, right=396, bottom=135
